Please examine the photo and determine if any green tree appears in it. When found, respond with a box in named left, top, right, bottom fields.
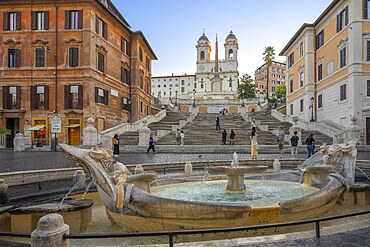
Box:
left=262, top=46, right=275, bottom=101
left=275, top=84, right=286, bottom=100
left=238, top=74, right=256, bottom=99
left=0, top=127, right=11, bottom=135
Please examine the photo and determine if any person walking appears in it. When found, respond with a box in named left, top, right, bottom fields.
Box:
left=180, top=130, right=185, bottom=146
left=277, top=126, right=285, bottom=158
left=229, top=130, right=235, bottom=145
left=112, top=134, right=120, bottom=157
left=250, top=131, right=258, bottom=159
left=305, top=133, right=316, bottom=158
left=222, top=130, right=227, bottom=145
left=251, top=119, right=257, bottom=133
left=216, top=116, right=221, bottom=132
left=176, top=128, right=181, bottom=145
left=147, top=134, right=155, bottom=153
left=290, top=131, right=299, bottom=158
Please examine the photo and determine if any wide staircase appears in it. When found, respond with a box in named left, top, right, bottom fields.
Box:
left=250, top=110, right=333, bottom=145
left=120, top=112, right=191, bottom=145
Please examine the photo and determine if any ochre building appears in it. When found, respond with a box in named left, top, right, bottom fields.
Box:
left=0, top=0, right=157, bottom=147
left=254, top=61, right=286, bottom=98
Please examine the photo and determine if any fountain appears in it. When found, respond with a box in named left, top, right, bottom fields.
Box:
left=59, top=140, right=357, bottom=232
left=208, top=152, right=268, bottom=191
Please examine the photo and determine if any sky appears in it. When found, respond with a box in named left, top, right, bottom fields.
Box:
left=111, top=0, right=333, bottom=77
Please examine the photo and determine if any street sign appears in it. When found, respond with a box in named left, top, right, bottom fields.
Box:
left=51, top=116, right=62, bottom=134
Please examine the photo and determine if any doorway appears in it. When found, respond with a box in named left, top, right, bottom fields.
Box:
left=5, top=118, right=19, bottom=148
left=366, top=118, right=370, bottom=145
left=68, top=127, right=80, bottom=145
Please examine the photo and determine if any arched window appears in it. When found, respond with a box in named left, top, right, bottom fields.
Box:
left=228, top=49, right=234, bottom=59
left=200, top=51, right=205, bottom=60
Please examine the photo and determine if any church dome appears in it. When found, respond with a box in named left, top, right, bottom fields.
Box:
left=226, top=31, right=237, bottom=41
left=198, top=32, right=209, bottom=42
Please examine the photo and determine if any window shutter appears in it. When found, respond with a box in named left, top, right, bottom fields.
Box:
left=36, top=48, right=45, bottom=67
left=103, top=22, right=108, bottom=40
left=30, top=86, right=37, bottom=110
left=3, top=86, right=10, bottom=109
left=44, top=11, right=49, bottom=30
left=78, top=10, right=83, bottom=29
left=69, top=48, right=73, bottom=66
left=95, top=87, right=99, bottom=102
left=367, top=80, right=370, bottom=96
left=345, top=6, right=349, bottom=26
left=16, top=12, right=21, bottom=30
left=77, top=85, right=83, bottom=109
left=126, top=41, right=131, bottom=56
left=31, top=11, right=36, bottom=30
left=73, top=48, right=78, bottom=66
left=121, top=67, right=124, bottom=83
left=104, top=89, right=109, bottom=105
left=15, top=49, right=20, bottom=68
left=336, top=14, right=340, bottom=32
left=367, top=41, right=370, bottom=61
left=121, top=37, right=124, bottom=52
left=3, top=12, right=9, bottom=31
left=95, top=15, right=99, bottom=33
left=16, top=86, right=21, bottom=109
left=64, top=85, right=70, bottom=109
left=44, top=85, right=49, bottom=110
left=365, top=0, right=368, bottom=19
left=65, top=11, right=70, bottom=29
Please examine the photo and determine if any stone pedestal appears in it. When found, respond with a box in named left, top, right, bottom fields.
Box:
left=184, top=162, right=192, bottom=176
left=138, top=127, right=151, bottom=146
left=344, top=117, right=362, bottom=142
left=31, top=214, right=69, bottom=247
left=272, top=159, right=281, bottom=172
left=82, top=117, right=98, bottom=146
left=14, top=133, right=25, bottom=152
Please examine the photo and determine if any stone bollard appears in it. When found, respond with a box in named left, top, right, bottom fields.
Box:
left=14, top=132, right=26, bottom=152
left=134, top=164, right=144, bottom=174
left=72, top=170, right=86, bottom=190
left=31, top=214, right=69, bottom=247
left=272, top=159, right=281, bottom=172
left=82, top=117, right=98, bottom=146
left=184, top=162, right=192, bottom=176
left=0, top=179, right=9, bottom=204
left=138, top=127, right=151, bottom=146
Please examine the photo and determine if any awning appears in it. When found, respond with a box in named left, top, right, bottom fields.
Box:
left=27, top=125, right=45, bottom=131
left=64, top=125, right=79, bottom=128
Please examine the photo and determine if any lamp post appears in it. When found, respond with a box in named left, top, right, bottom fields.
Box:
left=175, top=91, right=178, bottom=106
left=309, top=96, right=315, bottom=122
left=263, top=89, right=267, bottom=102
left=192, top=89, right=196, bottom=107
left=241, top=89, right=245, bottom=107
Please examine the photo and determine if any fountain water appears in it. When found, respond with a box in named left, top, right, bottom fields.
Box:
left=355, top=166, right=370, bottom=182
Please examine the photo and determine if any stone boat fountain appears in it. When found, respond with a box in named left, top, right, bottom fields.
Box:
left=59, top=140, right=357, bottom=232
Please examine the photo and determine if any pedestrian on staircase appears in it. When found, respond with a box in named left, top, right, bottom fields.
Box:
left=250, top=131, right=258, bottom=159
left=229, top=130, right=235, bottom=145
left=277, top=126, right=285, bottom=158
left=305, top=133, right=316, bottom=158
left=251, top=119, right=257, bottom=133
left=290, top=131, right=299, bottom=157
left=147, top=134, right=155, bottom=153
left=176, top=128, right=181, bottom=145
left=180, top=130, right=185, bottom=146
left=112, top=134, right=120, bottom=157
left=222, top=130, right=227, bottom=145
left=216, top=116, right=221, bottom=132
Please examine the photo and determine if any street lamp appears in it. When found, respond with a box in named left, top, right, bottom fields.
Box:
left=175, top=91, right=178, bottom=106
left=241, top=89, right=245, bottom=107
left=309, top=96, right=315, bottom=122
left=192, top=89, right=196, bottom=107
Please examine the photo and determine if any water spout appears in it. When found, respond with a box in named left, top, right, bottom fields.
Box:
left=231, top=152, right=239, bottom=168
left=82, top=180, right=95, bottom=199
left=202, top=171, right=209, bottom=183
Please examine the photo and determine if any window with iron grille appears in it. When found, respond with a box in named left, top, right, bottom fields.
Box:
left=35, top=47, right=45, bottom=67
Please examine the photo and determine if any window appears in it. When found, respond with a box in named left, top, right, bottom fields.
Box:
left=200, top=51, right=205, bottom=60
left=327, top=60, right=334, bottom=75
left=95, top=15, right=107, bottom=39
left=339, top=47, right=347, bottom=68
left=289, top=79, right=293, bottom=93
left=299, top=42, right=304, bottom=58
left=163, top=84, right=166, bottom=88
left=64, top=85, right=83, bottom=110
left=31, top=86, right=48, bottom=110
left=69, top=47, right=79, bottom=67
left=163, top=92, right=166, bottom=96
left=317, top=63, right=323, bottom=81
left=367, top=40, right=370, bottom=61
left=146, top=56, right=150, bottom=70
left=122, top=97, right=130, bottom=111
left=8, top=48, right=20, bottom=68
left=31, top=11, right=49, bottom=30
left=121, top=68, right=130, bottom=85
left=201, top=83, right=204, bottom=89
left=367, top=80, right=370, bottom=97
left=290, top=104, right=293, bottom=115
left=65, top=10, right=83, bottom=29
left=318, top=94, right=323, bottom=108
left=3, top=12, right=21, bottom=31
left=140, top=101, right=143, bottom=113
left=158, top=85, right=160, bottom=88
left=95, top=87, right=108, bottom=105
left=365, top=0, right=370, bottom=19
left=337, top=7, right=348, bottom=32
left=194, top=82, right=197, bottom=88
left=139, top=47, right=143, bottom=62
left=340, top=84, right=347, bottom=101
left=300, top=99, right=304, bottom=112
left=288, top=52, right=294, bottom=68
left=272, top=86, right=275, bottom=92
left=181, top=87, right=185, bottom=93
left=316, top=31, right=324, bottom=50
left=121, top=37, right=130, bottom=56
left=98, top=52, right=105, bottom=73
left=299, top=71, right=304, bottom=87
left=3, top=86, right=20, bottom=109
left=181, top=80, right=185, bottom=85
left=35, top=47, right=45, bottom=67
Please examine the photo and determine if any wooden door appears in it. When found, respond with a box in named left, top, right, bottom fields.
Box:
left=68, top=127, right=80, bottom=145
left=366, top=118, right=370, bottom=145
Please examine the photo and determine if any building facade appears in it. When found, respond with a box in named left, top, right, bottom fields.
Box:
left=151, top=74, right=196, bottom=102
left=0, top=0, right=157, bottom=148
left=254, top=61, right=286, bottom=98
left=280, top=0, right=370, bottom=144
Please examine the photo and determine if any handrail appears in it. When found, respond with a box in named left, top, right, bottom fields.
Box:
left=2, top=209, right=370, bottom=245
